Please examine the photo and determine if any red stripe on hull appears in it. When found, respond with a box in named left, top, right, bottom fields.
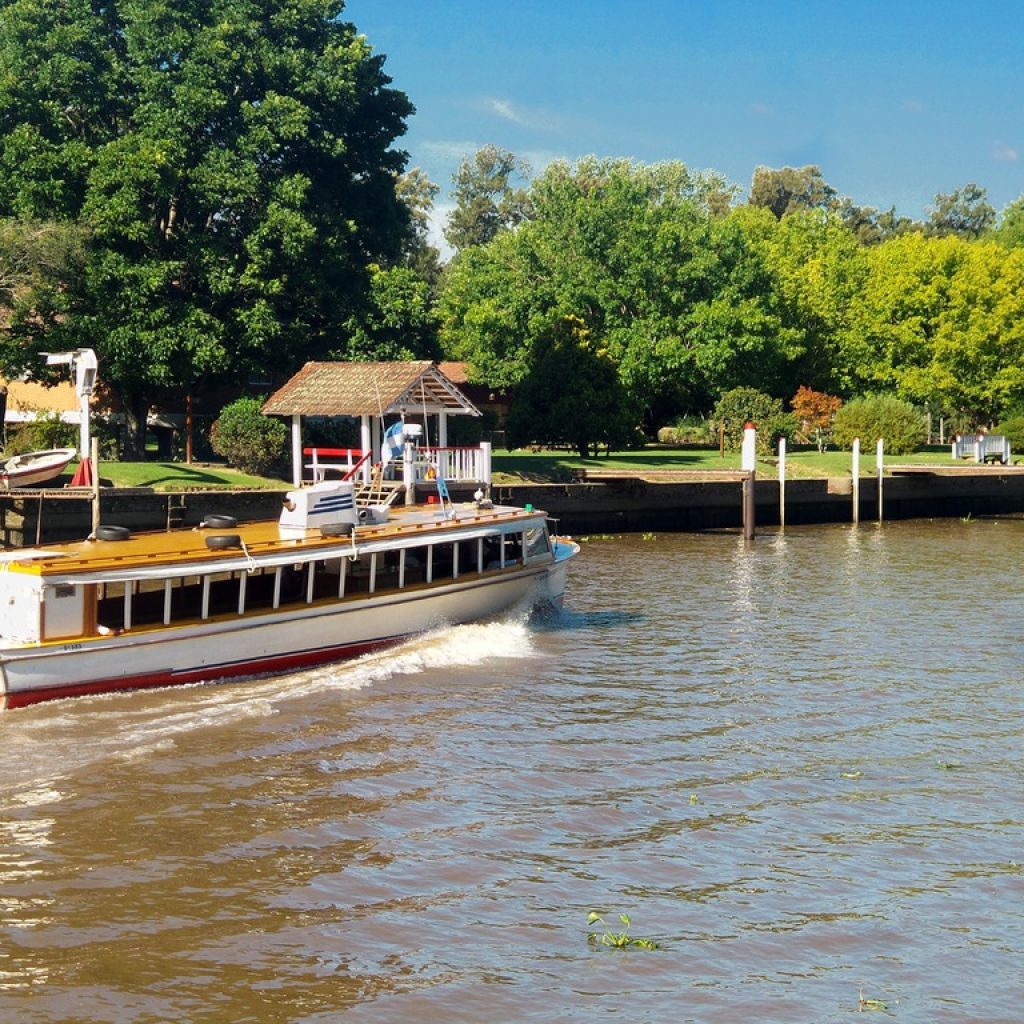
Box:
left=3, top=635, right=410, bottom=710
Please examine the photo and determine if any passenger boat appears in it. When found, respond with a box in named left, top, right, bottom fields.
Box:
left=0, top=447, right=77, bottom=489
left=0, top=482, right=578, bottom=709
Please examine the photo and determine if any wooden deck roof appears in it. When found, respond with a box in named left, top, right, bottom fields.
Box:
left=261, top=361, right=481, bottom=418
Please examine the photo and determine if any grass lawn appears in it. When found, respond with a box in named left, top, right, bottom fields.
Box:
left=80, top=460, right=288, bottom=491
left=490, top=445, right=967, bottom=483
left=53, top=445, right=976, bottom=491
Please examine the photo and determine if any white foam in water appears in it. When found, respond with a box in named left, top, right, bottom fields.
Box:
left=0, top=614, right=541, bottom=803
left=280, top=613, right=540, bottom=694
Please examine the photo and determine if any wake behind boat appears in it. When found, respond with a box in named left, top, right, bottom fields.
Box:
left=0, top=480, right=578, bottom=709
left=0, top=447, right=77, bottom=489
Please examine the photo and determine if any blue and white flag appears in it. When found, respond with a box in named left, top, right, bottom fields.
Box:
left=382, top=420, right=404, bottom=465
left=436, top=474, right=450, bottom=503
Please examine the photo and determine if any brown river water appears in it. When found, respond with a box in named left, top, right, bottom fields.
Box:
left=0, top=519, right=1021, bottom=1023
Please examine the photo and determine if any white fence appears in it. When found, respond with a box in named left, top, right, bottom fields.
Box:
left=951, top=434, right=1011, bottom=464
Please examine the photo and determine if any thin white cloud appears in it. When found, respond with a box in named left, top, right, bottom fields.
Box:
left=422, top=140, right=480, bottom=161
left=487, top=97, right=530, bottom=126
left=902, top=98, right=926, bottom=113
left=993, top=142, right=1019, bottom=163
left=481, top=96, right=562, bottom=132
left=749, top=101, right=774, bottom=117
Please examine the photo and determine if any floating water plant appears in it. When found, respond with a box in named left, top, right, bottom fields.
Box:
left=858, top=988, right=888, bottom=1011
left=587, top=911, right=660, bottom=950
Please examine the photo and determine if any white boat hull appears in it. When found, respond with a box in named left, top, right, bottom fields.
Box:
left=0, top=447, right=77, bottom=489
left=0, top=558, right=570, bottom=708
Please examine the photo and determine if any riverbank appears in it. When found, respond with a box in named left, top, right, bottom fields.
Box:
left=4, top=466, right=1024, bottom=545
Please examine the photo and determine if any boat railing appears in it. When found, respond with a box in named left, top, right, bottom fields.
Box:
left=413, top=444, right=492, bottom=485
left=303, top=447, right=371, bottom=482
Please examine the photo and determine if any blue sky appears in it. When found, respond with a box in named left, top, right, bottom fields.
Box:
left=345, top=0, right=1023, bottom=243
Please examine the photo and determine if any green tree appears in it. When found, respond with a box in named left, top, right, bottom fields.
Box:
left=840, top=233, right=967, bottom=400
left=442, top=158, right=793, bottom=433
left=992, top=195, right=1024, bottom=249
left=841, top=235, right=1024, bottom=422
left=838, top=200, right=919, bottom=245
left=0, top=0, right=413, bottom=453
left=444, top=144, right=531, bottom=253
left=395, top=166, right=442, bottom=282
left=748, top=165, right=839, bottom=219
left=0, top=218, right=87, bottom=313
left=926, top=184, right=995, bottom=239
left=738, top=207, right=866, bottom=393
left=341, top=263, right=440, bottom=362
left=505, top=316, right=636, bottom=457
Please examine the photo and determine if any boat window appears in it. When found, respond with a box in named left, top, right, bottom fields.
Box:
left=430, top=541, right=456, bottom=582
left=524, top=526, right=550, bottom=561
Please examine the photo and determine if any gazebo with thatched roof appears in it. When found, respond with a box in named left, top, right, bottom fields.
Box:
left=262, top=361, right=482, bottom=486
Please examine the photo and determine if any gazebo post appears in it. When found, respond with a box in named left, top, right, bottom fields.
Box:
left=290, top=414, right=302, bottom=487
left=438, top=410, right=449, bottom=448
left=360, top=416, right=373, bottom=483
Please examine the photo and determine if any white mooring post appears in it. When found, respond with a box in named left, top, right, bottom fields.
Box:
left=876, top=438, right=885, bottom=523
left=852, top=437, right=860, bottom=524
left=778, top=437, right=786, bottom=531
left=741, top=421, right=756, bottom=541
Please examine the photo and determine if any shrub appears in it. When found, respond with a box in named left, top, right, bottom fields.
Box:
left=656, top=417, right=712, bottom=446
left=790, top=386, right=842, bottom=451
left=209, top=397, right=288, bottom=476
left=711, top=387, right=797, bottom=453
left=994, top=413, right=1024, bottom=451
left=831, top=395, right=926, bottom=455
left=3, top=412, right=78, bottom=455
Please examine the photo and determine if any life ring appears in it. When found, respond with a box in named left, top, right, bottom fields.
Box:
left=205, top=534, right=242, bottom=550
left=94, top=525, right=131, bottom=541
left=201, top=514, right=238, bottom=529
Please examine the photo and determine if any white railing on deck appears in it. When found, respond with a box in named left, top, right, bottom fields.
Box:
left=415, top=444, right=492, bottom=485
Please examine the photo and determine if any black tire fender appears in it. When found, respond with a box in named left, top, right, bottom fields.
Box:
left=201, top=514, right=238, bottom=529
left=205, top=534, right=242, bottom=550
left=94, top=525, right=131, bottom=541
left=320, top=522, right=355, bottom=538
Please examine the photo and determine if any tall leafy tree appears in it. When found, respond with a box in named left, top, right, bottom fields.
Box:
left=838, top=200, right=920, bottom=245
left=926, top=184, right=996, bottom=239
left=395, top=166, right=442, bottom=282
left=444, top=144, right=531, bottom=253
left=506, top=315, right=636, bottom=456
left=748, top=165, right=839, bottom=219
left=0, top=0, right=413, bottom=451
left=741, top=207, right=867, bottom=391
left=442, top=158, right=796, bottom=432
left=841, top=234, right=1024, bottom=420
left=992, top=195, right=1024, bottom=249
